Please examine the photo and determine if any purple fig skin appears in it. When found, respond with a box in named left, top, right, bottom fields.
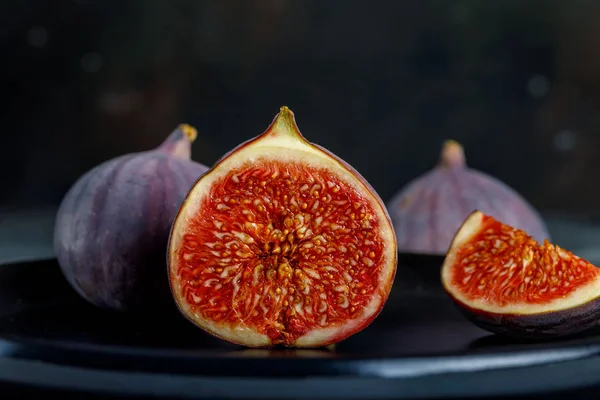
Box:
left=53, top=125, right=209, bottom=312
left=387, top=140, right=551, bottom=255
left=449, top=295, right=600, bottom=339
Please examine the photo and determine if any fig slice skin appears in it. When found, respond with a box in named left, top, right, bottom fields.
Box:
left=168, top=106, right=397, bottom=348
left=441, top=210, right=600, bottom=339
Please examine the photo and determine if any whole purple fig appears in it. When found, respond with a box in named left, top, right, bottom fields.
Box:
left=387, top=140, right=550, bottom=255
left=53, top=124, right=209, bottom=312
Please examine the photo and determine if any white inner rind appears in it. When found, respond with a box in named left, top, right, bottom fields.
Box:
left=441, top=211, right=600, bottom=315
left=169, top=119, right=396, bottom=347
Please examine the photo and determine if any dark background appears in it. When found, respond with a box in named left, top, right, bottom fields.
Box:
left=4, top=2, right=600, bottom=398
left=3, top=0, right=600, bottom=217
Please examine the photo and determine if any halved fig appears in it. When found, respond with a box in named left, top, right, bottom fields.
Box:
left=168, top=106, right=397, bottom=347
left=442, top=210, right=600, bottom=339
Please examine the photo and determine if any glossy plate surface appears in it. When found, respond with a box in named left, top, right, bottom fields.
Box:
left=1, top=255, right=600, bottom=399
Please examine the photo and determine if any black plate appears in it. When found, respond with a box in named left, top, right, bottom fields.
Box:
left=2, top=254, right=600, bottom=399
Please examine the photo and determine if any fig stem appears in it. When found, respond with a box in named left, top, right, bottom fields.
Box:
left=158, top=124, right=198, bottom=159
left=440, top=139, right=466, bottom=168
left=179, top=124, right=198, bottom=143
left=277, top=106, right=295, bottom=129
left=265, top=106, right=304, bottom=140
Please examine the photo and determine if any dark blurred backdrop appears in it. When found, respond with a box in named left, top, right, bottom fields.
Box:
left=3, top=0, right=600, bottom=217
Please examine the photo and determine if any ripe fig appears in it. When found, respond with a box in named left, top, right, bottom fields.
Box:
left=441, top=210, right=600, bottom=339
left=54, top=124, right=209, bottom=312
left=387, top=140, right=550, bottom=255
left=168, top=106, right=397, bottom=348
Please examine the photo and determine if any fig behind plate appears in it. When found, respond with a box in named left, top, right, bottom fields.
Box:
left=388, top=140, right=550, bottom=255
left=54, top=125, right=209, bottom=312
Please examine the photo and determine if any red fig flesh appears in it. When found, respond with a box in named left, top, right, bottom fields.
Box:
left=388, top=141, right=550, bottom=255
left=442, top=211, right=600, bottom=338
left=54, top=125, right=209, bottom=312
left=168, top=107, right=397, bottom=348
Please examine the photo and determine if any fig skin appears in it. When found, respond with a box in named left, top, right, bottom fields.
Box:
left=54, top=124, right=209, bottom=313
left=388, top=140, right=550, bottom=255
left=451, top=294, right=600, bottom=340
left=442, top=210, right=600, bottom=339
left=167, top=106, right=398, bottom=348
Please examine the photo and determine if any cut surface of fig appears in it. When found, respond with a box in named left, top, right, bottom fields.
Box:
left=441, top=211, right=600, bottom=338
left=168, top=106, right=397, bottom=347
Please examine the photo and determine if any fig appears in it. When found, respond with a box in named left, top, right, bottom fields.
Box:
left=168, top=106, right=397, bottom=348
left=441, top=210, right=600, bottom=339
left=387, top=140, right=550, bottom=255
left=54, top=124, right=209, bottom=312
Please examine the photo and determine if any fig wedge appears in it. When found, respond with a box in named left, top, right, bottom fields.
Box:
left=441, top=210, right=600, bottom=339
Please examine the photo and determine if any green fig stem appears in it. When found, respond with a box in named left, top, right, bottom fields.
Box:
left=158, top=123, right=197, bottom=159
left=265, top=106, right=304, bottom=140
left=440, top=139, right=466, bottom=168
left=276, top=106, right=296, bottom=130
